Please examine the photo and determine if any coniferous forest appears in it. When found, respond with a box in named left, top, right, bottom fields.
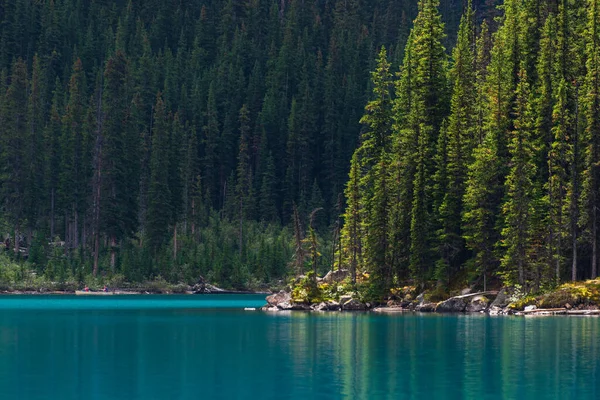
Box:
left=0, top=0, right=598, bottom=295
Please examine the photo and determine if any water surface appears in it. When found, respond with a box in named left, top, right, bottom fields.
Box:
left=0, top=295, right=598, bottom=399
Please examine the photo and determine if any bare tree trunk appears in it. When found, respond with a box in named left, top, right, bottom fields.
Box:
left=557, top=235, right=561, bottom=284
left=292, top=204, right=305, bottom=275
left=50, top=188, right=55, bottom=239
left=110, top=235, right=116, bottom=271
left=572, top=83, right=580, bottom=281
left=239, top=198, right=243, bottom=258
left=594, top=205, right=598, bottom=279
left=173, top=224, right=178, bottom=260
left=92, top=78, right=104, bottom=277
left=191, top=198, right=196, bottom=236
left=14, top=223, right=20, bottom=255
left=73, top=204, right=79, bottom=249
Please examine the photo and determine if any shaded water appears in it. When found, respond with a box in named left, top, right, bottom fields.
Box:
left=0, top=295, right=598, bottom=399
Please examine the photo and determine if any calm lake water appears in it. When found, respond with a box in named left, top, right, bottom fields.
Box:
left=0, top=295, right=598, bottom=399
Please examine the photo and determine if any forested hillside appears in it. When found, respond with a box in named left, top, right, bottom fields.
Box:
left=342, top=0, right=600, bottom=297
left=3, top=0, right=587, bottom=294
left=0, top=0, right=499, bottom=287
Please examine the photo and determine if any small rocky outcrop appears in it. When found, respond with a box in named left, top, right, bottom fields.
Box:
left=341, top=298, right=367, bottom=311
left=436, top=297, right=468, bottom=313
left=490, top=288, right=510, bottom=308
left=414, top=293, right=436, bottom=312
left=322, top=269, right=350, bottom=283
left=465, top=295, right=490, bottom=313
left=416, top=302, right=437, bottom=312
left=435, top=291, right=499, bottom=313
left=312, top=301, right=341, bottom=311
left=266, top=290, right=292, bottom=308
left=192, top=278, right=227, bottom=294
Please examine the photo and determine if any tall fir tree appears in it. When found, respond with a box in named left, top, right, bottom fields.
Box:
left=501, top=69, right=537, bottom=287
left=0, top=59, right=29, bottom=253
left=580, top=0, right=600, bottom=279
left=436, top=1, right=476, bottom=283
left=146, top=93, right=172, bottom=253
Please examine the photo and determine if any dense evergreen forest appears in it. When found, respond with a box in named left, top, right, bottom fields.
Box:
left=342, top=0, right=600, bottom=296
left=0, top=0, right=498, bottom=288
left=1, top=0, right=596, bottom=295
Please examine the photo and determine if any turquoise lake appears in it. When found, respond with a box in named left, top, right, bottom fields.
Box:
left=0, top=295, right=599, bottom=399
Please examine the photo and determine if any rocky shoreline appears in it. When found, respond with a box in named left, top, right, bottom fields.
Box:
left=0, top=282, right=269, bottom=295
left=262, top=286, right=600, bottom=316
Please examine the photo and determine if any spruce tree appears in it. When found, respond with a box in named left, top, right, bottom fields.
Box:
left=60, top=58, right=87, bottom=249
left=580, top=0, right=600, bottom=279
left=146, top=93, right=172, bottom=252
left=394, top=0, right=449, bottom=280
left=501, top=69, right=537, bottom=287
left=436, top=2, right=476, bottom=283
left=547, top=79, right=571, bottom=283
left=0, top=58, right=28, bottom=253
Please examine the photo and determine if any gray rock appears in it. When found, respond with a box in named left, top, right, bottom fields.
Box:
left=490, top=288, right=510, bottom=308
left=466, top=295, right=489, bottom=313
left=436, top=297, right=468, bottom=313
left=461, top=288, right=473, bottom=296
left=387, top=300, right=402, bottom=308
left=339, top=295, right=352, bottom=304
left=322, top=269, right=350, bottom=283
left=291, top=303, right=311, bottom=311
left=416, top=302, right=436, bottom=312
left=192, top=283, right=226, bottom=294
left=488, top=305, right=503, bottom=315
left=342, top=298, right=367, bottom=311
left=524, top=305, right=537, bottom=312
left=416, top=293, right=425, bottom=304
left=311, top=301, right=340, bottom=311
left=278, top=301, right=294, bottom=310
left=266, top=291, right=292, bottom=307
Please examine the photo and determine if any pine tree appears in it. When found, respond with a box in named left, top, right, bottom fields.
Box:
left=547, top=79, right=572, bottom=283
left=44, top=80, right=63, bottom=240
left=24, top=55, right=46, bottom=237
left=340, top=152, right=362, bottom=284
left=259, top=152, right=278, bottom=224
left=363, top=154, right=391, bottom=290
left=98, top=50, right=136, bottom=272
left=202, top=82, right=220, bottom=209
left=580, top=0, right=600, bottom=279
left=397, top=0, right=449, bottom=279
left=60, top=58, right=87, bottom=249
left=436, top=1, right=476, bottom=283
left=475, top=20, right=492, bottom=144
left=236, top=104, right=253, bottom=254
left=0, top=58, right=28, bottom=253
left=501, top=69, right=537, bottom=287
left=146, top=93, right=172, bottom=252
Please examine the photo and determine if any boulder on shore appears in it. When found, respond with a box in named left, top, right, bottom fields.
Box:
left=322, top=269, right=350, bottom=283
left=436, top=297, right=468, bottom=313
left=490, top=288, right=510, bottom=308
left=466, top=295, right=490, bottom=313
left=266, top=291, right=292, bottom=308
left=312, top=301, right=341, bottom=311
left=416, top=302, right=437, bottom=312
left=341, top=298, right=367, bottom=311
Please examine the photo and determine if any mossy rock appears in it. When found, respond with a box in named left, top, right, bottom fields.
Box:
left=508, top=295, right=538, bottom=310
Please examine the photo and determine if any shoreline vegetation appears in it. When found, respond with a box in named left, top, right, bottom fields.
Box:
left=262, top=270, right=600, bottom=316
